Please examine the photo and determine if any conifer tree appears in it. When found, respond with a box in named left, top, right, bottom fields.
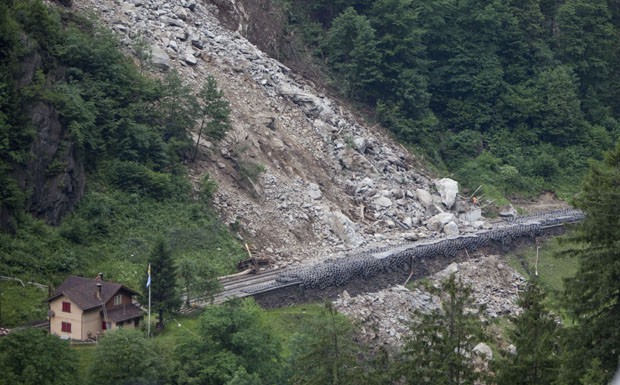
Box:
left=557, top=143, right=620, bottom=384
left=324, top=7, right=382, bottom=101
left=192, top=75, right=231, bottom=162
left=289, top=302, right=359, bottom=385
left=398, top=275, right=485, bottom=385
left=493, top=280, right=560, bottom=385
left=148, top=238, right=180, bottom=329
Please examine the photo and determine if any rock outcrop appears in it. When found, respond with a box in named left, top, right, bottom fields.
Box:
left=2, top=45, right=86, bottom=230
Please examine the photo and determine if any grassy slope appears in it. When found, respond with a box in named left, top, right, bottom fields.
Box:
left=507, top=234, right=579, bottom=313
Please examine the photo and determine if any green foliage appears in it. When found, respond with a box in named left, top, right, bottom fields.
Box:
left=178, top=256, right=221, bottom=306
left=287, top=0, right=620, bottom=197
left=102, top=160, right=189, bottom=200
left=578, top=358, right=608, bottom=385
left=156, top=70, right=196, bottom=152
left=0, top=282, right=47, bottom=327
left=175, top=298, right=283, bottom=385
left=200, top=173, right=218, bottom=205
left=238, top=160, right=266, bottom=183
left=507, top=236, right=579, bottom=314
left=148, top=238, right=181, bottom=330
left=288, top=302, right=360, bottom=385
left=0, top=214, right=78, bottom=279
left=0, top=329, right=77, bottom=385
left=323, top=7, right=382, bottom=101
left=88, top=328, right=173, bottom=385
left=493, top=281, right=561, bottom=385
left=398, top=275, right=486, bottom=385
left=197, top=75, right=232, bottom=142
left=557, top=143, right=620, bottom=384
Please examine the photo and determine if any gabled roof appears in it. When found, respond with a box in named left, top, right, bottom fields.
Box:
left=47, top=275, right=139, bottom=311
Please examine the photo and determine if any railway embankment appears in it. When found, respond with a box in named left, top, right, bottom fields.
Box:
left=210, top=209, right=582, bottom=308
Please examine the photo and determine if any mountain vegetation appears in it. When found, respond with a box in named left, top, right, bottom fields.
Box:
left=281, top=0, right=620, bottom=198
left=0, top=0, right=242, bottom=297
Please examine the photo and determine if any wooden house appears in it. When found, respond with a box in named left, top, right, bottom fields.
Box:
left=47, top=275, right=143, bottom=341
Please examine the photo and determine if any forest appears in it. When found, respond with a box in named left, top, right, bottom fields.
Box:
left=1, top=0, right=620, bottom=384
left=283, top=0, right=620, bottom=198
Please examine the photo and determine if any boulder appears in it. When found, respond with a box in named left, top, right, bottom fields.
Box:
left=499, top=204, right=517, bottom=218
left=184, top=53, right=198, bottom=65
left=434, top=178, right=459, bottom=209
left=443, top=221, right=460, bottom=236
left=427, top=212, right=456, bottom=231
left=353, top=136, right=367, bottom=153
left=473, top=342, right=493, bottom=360
left=151, top=46, right=171, bottom=71
left=374, top=196, right=393, bottom=208
left=328, top=210, right=363, bottom=247
left=415, top=188, right=433, bottom=207
left=307, top=183, right=322, bottom=200
left=459, top=208, right=482, bottom=223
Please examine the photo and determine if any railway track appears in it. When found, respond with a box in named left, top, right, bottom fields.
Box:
left=202, top=209, right=583, bottom=305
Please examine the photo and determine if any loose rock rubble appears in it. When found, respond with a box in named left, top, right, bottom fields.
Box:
left=334, top=255, right=527, bottom=347
left=65, top=0, right=490, bottom=267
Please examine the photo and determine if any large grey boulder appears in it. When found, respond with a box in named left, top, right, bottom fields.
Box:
left=473, top=342, right=493, bottom=360
left=460, top=208, right=482, bottom=223
left=307, top=183, right=322, bottom=200
left=374, top=196, right=393, bottom=209
left=434, top=178, right=459, bottom=209
left=427, top=212, right=456, bottom=231
left=151, top=46, right=171, bottom=71
left=416, top=188, right=433, bottom=207
left=328, top=210, right=363, bottom=247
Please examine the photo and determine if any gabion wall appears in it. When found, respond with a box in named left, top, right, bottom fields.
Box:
left=268, top=209, right=583, bottom=292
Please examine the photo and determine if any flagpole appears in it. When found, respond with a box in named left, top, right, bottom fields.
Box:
left=147, top=263, right=151, bottom=338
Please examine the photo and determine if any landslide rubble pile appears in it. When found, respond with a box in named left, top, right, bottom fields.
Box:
left=68, top=0, right=487, bottom=265
left=334, top=255, right=527, bottom=347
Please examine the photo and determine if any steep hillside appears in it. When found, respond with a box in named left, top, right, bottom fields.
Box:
left=64, top=0, right=487, bottom=267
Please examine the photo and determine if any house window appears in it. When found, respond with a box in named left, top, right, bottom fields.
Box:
left=114, top=294, right=122, bottom=306
left=61, top=322, right=72, bottom=333
left=62, top=301, right=71, bottom=313
left=102, top=321, right=111, bottom=330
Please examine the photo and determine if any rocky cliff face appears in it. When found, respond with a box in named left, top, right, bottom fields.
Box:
left=64, top=0, right=488, bottom=266
left=4, top=45, right=85, bottom=229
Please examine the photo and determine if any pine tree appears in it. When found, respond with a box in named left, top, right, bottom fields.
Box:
left=398, top=275, right=486, bottom=385
left=148, top=238, right=180, bottom=330
left=493, top=280, right=560, bottom=385
left=557, top=143, right=620, bottom=384
left=192, top=75, right=231, bottom=162
left=289, top=302, right=360, bottom=385
left=324, top=7, right=383, bottom=102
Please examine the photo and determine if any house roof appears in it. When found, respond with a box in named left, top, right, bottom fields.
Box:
left=48, top=275, right=140, bottom=311
left=106, top=304, right=143, bottom=323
